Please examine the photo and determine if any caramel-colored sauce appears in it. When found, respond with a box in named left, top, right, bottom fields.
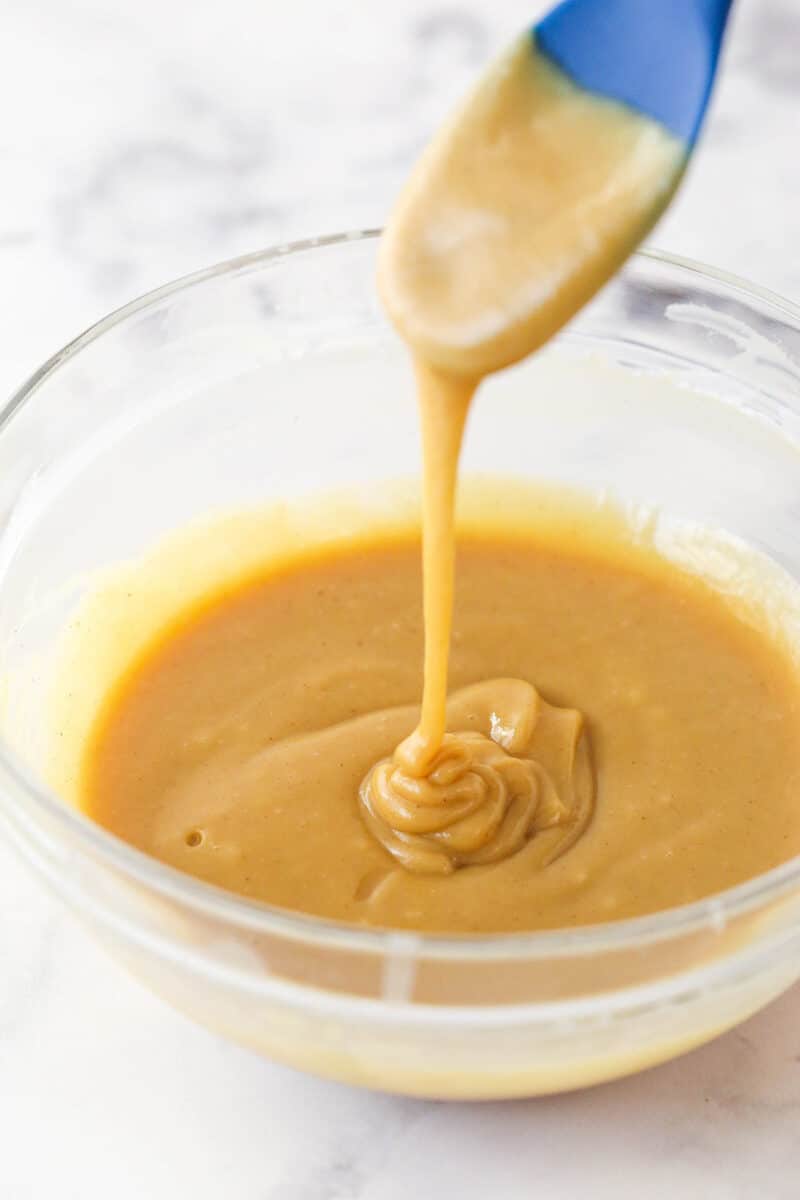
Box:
left=366, top=36, right=682, bottom=871
left=79, top=36, right=800, bottom=934
left=84, top=528, right=800, bottom=932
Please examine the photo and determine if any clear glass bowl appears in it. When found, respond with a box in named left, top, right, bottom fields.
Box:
left=2, top=231, right=800, bottom=1099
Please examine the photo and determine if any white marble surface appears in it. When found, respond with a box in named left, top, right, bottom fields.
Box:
left=2, top=0, right=800, bottom=1195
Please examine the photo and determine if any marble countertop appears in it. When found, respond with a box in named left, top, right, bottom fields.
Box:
left=2, top=0, right=800, bottom=1195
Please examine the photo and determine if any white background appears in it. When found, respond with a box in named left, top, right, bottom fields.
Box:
left=2, top=1, right=800, bottom=1195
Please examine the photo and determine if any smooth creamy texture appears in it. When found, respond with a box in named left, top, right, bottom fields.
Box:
left=377, top=35, right=684, bottom=377
left=360, top=678, right=593, bottom=875
left=358, top=365, right=591, bottom=875
left=366, top=35, right=683, bottom=871
left=84, top=527, right=800, bottom=932
left=359, top=363, right=593, bottom=876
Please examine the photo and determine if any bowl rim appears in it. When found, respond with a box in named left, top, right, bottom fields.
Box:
left=4, top=229, right=800, bottom=963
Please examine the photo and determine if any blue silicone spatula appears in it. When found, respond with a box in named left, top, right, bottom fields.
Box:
left=379, top=0, right=735, bottom=376
left=536, top=0, right=733, bottom=146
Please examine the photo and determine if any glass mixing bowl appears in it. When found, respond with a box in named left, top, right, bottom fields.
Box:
left=2, top=232, right=800, bottom=1099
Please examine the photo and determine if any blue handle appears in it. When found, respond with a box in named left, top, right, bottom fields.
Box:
left=536, top=0, right=734, bottom=143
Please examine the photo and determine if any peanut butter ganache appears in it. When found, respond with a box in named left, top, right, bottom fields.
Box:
left=80, top=36, right=800, bottom=933
left=83, top=515, right=800, bottom=933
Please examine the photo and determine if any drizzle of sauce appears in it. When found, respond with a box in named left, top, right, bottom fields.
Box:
left=363, top=34, right=684, bottom=872
left=360, top=679, right=593, bottom=875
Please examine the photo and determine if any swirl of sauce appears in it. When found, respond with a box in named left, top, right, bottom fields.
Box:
left=359, top=679, right=594, bottom=875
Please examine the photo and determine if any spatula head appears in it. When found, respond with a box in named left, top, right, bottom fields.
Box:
left=536, top=0, right=733, bottom=144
